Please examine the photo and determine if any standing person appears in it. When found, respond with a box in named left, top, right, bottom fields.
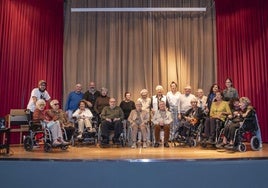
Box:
left=27, top=80, right=51, bottom=119
left=151, top=85, right=169, bottom=114
left=223, top=78, right=239, bottom=102
left=196, top=88, right=208, bottom=111
left=119, top=92, right=136, bottom=121
left=128, top=101, right=149, bottom=148
left=152, top=101, right=173, bottom=148
left=178, top=85, right=196, bottom=120
left=94, top=87, right=110, bottom=115
left=137, top=89, right=152, bottom=143
left=83, top=81, right=101, bottom=116
left=120, top=92, right=136, bottom=142
left=47, top=99, right=75, bottom=141
left=206, top=83, right=220, bottom=113
left=166, top=81, right=181, bottom=141
left=72, top=100, right=94, bottom=139
left=100, top=98, right=124, bottom=145
left=137, top=89, right=151, bottom=112
left=65, top=83, right=83, bottom=122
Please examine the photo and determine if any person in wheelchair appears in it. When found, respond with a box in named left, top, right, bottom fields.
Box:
left=203, top=91, right=231, bottom=144
left=72, top=100, right=94, bottom=139
left=216, top=98, right=241, bottom=148
left=100, top=98, right=124, bottom=145
left=176, top=98, right=204, bottom=141
left=33, top=99, right=69, bottom=146
left=46, top=99, right=75, bottom=141
left=218, top=97, right=258, bottom=149
left=152, top=101, right=173, bottom=148
left=128, top=101, right=149, bottom=148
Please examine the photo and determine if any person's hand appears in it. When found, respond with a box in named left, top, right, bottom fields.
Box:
left=86, top=101, right=93, bottom=107
left=106, top=118, right=112, bottom=122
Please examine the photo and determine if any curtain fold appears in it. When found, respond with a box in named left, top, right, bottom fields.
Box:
left=0, top=0, right=63, bottom=118
left=215, top=0, right=268, bottom=142
left=64, top=0, right=216, bottom=103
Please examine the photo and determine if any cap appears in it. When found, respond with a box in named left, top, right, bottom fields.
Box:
left=38, top=80, right=47, bottom=86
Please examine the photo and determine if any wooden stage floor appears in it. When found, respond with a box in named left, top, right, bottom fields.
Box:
left=1, top=143, right=267, bottom=161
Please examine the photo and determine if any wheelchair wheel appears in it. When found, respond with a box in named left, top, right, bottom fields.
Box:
left=250, top=136, right=261, bottom=151
left=44, top=143, right=52, bottom=152
left=23, top=136, right=33, bottom=151
left=238, top=143, right=246, bottom=152
left=189, top=139, right=196, bottom=147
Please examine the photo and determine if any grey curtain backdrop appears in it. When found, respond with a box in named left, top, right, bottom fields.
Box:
left=64, top=0, right=216, bottom=103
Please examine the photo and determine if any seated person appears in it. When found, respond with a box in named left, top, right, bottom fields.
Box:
left=178, top=98, right=204, bottom=139
left=203, top=91, right=231, bottom=144
left=100, top=98, right=124, bottom=145
left=46, top=99, right=75, bottom=141
left=218, top=97, right=258, bottom=148
left=128, top=101, right=149, bottom=148
left=152, top=101, right=173, bottom=148
left=33, top=99, right=68, bottom=146
left=72, top=100, right=94, bottom=139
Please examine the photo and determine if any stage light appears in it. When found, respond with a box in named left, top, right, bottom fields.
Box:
left=71, top=7, right=207, bottom=13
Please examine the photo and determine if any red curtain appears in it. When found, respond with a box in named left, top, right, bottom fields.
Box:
left=215, top=0, right=268, bottom=142
left=0, top=0, right=63, bottom=117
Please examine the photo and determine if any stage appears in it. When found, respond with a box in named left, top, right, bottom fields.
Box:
left=1, top=144, right=268, bottom=188
left=1, top=143, right=268, bottom=161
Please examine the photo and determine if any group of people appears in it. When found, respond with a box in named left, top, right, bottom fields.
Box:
left=26, top=78, right=262, bottom=149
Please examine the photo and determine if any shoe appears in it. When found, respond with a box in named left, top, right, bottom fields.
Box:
left=207, top=138, right=214, bottom=144
left=52, top=140, right=61, bottom=146
left=131, top=142, right=137, bottom=149
left=90, top=128, right=96, bottom=132
left=77, top=134, right=82, bottom=139
left=216, top=142, right=226, bottom=149
left=224, top=144, right=234, bottom=149
left=154, top=143, right=160, bottom=148
left=33, top=142, right=40, bottom=148
left=142, top=142, right=147, bottom=148
left=164, top=142, right=170, bottom=148
left=61, top=140, right=70, bottom=146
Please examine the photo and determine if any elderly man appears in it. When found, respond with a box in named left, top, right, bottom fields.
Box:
left=152, top=101, right=173, bottom=148
left=65, top=83, right=83, bottom=122
left=128, top=101, right=149, bottom=148
left=83, top=81, right=101, bottom=115
left=100, top=98, right=124, bottom=145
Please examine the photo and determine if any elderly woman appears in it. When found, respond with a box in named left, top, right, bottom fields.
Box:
left=33, top=99, right=69, bottom=146
left=137, top=89, right=151, bottom=112
left=128, top=101, right=149, bottom=148
left=46, top=99, right=75, bottom=141
left=203, top=91, right=231, bottom=144
left=72, top=100, right=93, bottom=139
left=223, top=97, right=259, bottom=148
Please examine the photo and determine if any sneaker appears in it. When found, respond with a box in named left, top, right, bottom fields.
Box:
left=142, top=142, right=147, bottom=148
left=77, top=134, right=82, bottom=139
left=52, top=140, right=61, bottom=146
left=131, top=142, right=137, bottom=149
left=61, top=140, right=70, bottom=146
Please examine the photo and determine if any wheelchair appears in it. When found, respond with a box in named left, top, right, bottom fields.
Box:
left=23, top=120, right=69, bottom=152
left=200, top=118, right=225, bottom=148
left=173, top=119, right=203, bottom=147
left=98, top=119, right=127, bottom=148
left=231, top=114, right=261, bottom=152
left=71, top=116, right=98, bottom=146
